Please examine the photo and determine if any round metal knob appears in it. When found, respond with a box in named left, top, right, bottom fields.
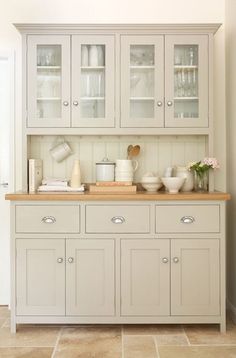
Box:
left=173, top=257, right=179, bottom=263
left=157, top=101, right=163, bottom=107
left=57, top=258, right=63, bottom=263
left=63, top=101, right=69, bottom=106
left=68, top=257, right=74, bottom=263
left=73, top=101, right=79, bottom=106
left=167, top=101, right=173, bottom=107
left=162, top=257, right=169, bottom=264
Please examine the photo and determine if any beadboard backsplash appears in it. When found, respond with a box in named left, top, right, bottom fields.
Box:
left=29, top=135, right=207, bottom=183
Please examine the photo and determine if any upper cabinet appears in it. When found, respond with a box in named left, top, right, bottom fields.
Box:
left=28, top=35, right=71, bottom=128
left=22, top=25, right=217, bottom=132
left=121, top=36, right=164, bottom=128
left=71, top=35, right=115, bottom=128
left=27, top=35, right=114, bottom=128
left=165, top=35, right=208, bottom=128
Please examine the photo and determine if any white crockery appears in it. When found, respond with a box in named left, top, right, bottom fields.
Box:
left=116, top=159, right=138, bottom=172
left=141, top=176, right=162, bottom=184
left=161, top=177, right=185, bottom=194
left=141, top=182, right=163, bottom=192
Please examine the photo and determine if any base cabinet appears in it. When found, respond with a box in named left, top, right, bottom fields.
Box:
left=16, top=238, right=65, bottom=315
left=66, top=239, right=115, bottom=316
left=121, top=239, right=170, bottom=316
left=11, top=200, right=226, bottom=333
left=16, top=238, right=115, bottom=317
left=121, top=238, right=220, bottom=317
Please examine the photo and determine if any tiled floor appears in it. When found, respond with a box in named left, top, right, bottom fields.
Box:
left=1, top=307, right=236, bottom=357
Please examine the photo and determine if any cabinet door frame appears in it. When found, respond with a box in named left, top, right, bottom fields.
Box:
left=171, top=238, right=220, bottom=315
left=16, top=238, right=65, bottom=315
left=72, top=35, right=115, bottom=128
left=66, top=238, right=115, bottom=316
left=165, top=35, right=208, bottom=128
left=27, top=35, right=71, bottom=128
left=121, top=239, right=170, bottom=316
left=121, top=35, right=164, bottom=128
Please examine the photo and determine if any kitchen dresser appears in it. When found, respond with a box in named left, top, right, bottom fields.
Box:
left=6, top=23, right=230, bottom=333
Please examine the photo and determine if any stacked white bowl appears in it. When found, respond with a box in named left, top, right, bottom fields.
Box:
left=141, top=172, right=163, bottom=192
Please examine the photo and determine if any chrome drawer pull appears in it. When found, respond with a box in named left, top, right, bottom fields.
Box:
left=111, top=216, right=125, bottom=224
left=162, top=257, right=169, bottom=264
left=180, top=216, right=195, bottom=224
left=41, top=216, right=56, bottom=224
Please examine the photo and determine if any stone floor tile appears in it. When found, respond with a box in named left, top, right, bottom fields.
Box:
left=184, top=321, right=236, bottom=345
left=0, top=347, right=53, bottom=357
left=0, top=326, right=60, bottom=347
left=0, top=306, right=10, bottom=318
left=123, top=324, right=183, bottom=335
left=123, top=335, right=157, bottom=358
left=55, top=326, right=121, bottom=357
left=154, top=333, right=189, bottom=346
left=158, top=346, right=236, bottom=358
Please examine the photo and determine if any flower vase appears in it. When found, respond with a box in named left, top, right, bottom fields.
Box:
left=194, top=171, right=208, bottom=192
left=70, top=160, right=81, bottom=188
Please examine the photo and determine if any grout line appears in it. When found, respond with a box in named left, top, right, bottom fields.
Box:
left=153, top=335, right=161, bottom=358
left=121, top=325, right=124, bottom=358
left=189, top=344, right=236, bottom=347
left=51, top=326, right=63, bottom=358
left=182, top=326, right=191, bottom=346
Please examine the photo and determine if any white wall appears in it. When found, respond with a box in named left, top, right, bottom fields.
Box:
left=225, top=0, right=236, bottom=316
left=0, top=0, right=225, bottom=190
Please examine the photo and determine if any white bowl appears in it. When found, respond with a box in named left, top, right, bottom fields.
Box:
left=161, top=177, right=185, bottom=194
left=141, top=182, right=163, bottom=192
left=141, top=176, right=162, bottom=184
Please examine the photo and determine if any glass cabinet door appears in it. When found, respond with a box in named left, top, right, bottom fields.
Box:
left=72, top=36, right=115, bottom=128
left=27, top=36, right=70, bottom=128
left=121, top=36, right=164, bottom=128
left=165, top=35, right=208, bottom=128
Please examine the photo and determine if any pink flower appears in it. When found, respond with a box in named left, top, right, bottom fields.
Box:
left=203, top=157, right=220, bottom=169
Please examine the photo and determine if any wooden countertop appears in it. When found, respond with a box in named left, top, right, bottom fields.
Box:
left=5, top=191, right=231, bottom=201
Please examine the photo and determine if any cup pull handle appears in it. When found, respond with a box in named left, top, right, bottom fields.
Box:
left=111, top=216, right=125, bottom=224
left=41, top=216, right=56, bottom=224
left=180, top=216, right=195, bottom=224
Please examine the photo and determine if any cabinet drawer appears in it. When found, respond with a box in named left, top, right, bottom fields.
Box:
left=15, top=205, right=80, bottom=233
left=86, top=205, right=150, bottom=233
left=156, top=205, right=220, bottom=233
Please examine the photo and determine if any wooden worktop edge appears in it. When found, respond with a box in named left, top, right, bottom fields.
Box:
left=5, top=191, right=231, bottom=201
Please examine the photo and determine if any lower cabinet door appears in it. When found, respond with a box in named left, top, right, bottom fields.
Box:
left=16, top=239, right=65, bottom=315
left=66, top=239, right=115, bottom=316
left=121, top=239, right=170, bottom=316
left=171, top=239, right=220, bottom=315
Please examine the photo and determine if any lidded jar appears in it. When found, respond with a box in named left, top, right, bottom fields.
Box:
left=96, top=157, right=115, bottom=182
left=175, top=166, right=194, bottom=192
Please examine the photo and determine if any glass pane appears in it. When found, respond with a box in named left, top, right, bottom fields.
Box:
left=36, top=45, right=61, bottom=119
left=174, top=45, right=199, bottom=119
left=129, top=45, right=155, bottom=118
left=130, top=45, right=154, bottom=66
left=80, top=100, right=105, bottom=118
left=130, top=100, right=154, bottom=118
left=80, top=45, right=105, bottom=118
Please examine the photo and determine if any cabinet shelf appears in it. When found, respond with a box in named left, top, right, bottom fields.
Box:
left=130, top=97, right=154, bottom=100
left=37, top=66, right=61, bottom=70
left=37, top=97, right=61, bottom=101
left=174, top=65, right=198, bottom=69
left=81, top=66, right=105, bottom=70
left=130, top=65, right=155, bottom=69
left=174, top=97, right=198, bottom=100
left=80, top=97, right=105, bottom=100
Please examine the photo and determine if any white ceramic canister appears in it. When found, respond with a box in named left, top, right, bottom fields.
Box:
left=175, top=166, right=194, bottom=191
left=96, top=157, right=115, bottom=182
